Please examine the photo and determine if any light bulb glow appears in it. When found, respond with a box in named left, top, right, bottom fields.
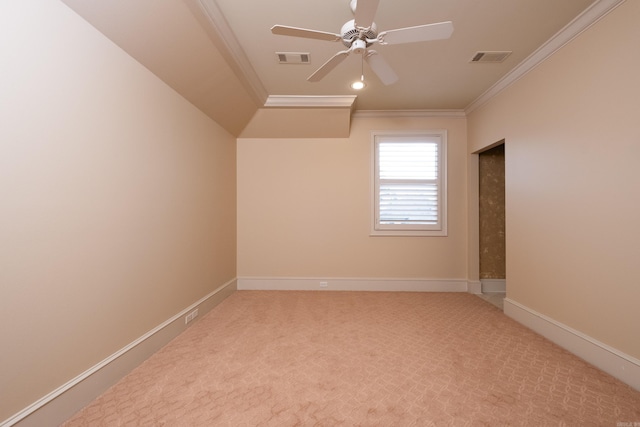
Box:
left=350, top=80, right=365, bottom=90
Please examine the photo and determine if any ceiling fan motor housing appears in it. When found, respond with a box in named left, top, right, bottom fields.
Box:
left=341, top=19, right=378, bottom=48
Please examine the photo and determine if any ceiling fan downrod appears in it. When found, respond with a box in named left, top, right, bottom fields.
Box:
left=349, top=0, right=358, bottom=15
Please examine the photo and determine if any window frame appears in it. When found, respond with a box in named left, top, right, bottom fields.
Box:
left=371, top=130, right=447, bottom=237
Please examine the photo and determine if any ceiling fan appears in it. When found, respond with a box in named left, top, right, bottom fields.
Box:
left=271, top=0, right=453, bottom=85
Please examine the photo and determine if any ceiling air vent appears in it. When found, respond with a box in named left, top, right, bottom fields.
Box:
left=276, top=52, right=311, bottom=64
left=470, top=51, right=512, bottom=63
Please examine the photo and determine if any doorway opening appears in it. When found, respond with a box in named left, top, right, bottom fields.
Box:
left=478, top=141, right=506, bottom=306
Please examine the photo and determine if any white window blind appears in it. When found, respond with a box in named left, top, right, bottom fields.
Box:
left=372, top=132, right=447, bottom=236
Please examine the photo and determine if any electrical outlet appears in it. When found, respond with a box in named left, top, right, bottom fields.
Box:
left=320, top=281, right=328, bottom=288
left=185, top=308, right=199, bottom=325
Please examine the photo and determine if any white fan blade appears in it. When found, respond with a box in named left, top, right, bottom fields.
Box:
left=271, top=25, right=341, bottom=42
left=365, top=50, right=398, bottom=85
left=308, top=50, right=351, bottom=82
left=354, top=0, right=379, bottom=29
left=378, top=21, right=454, bottom=45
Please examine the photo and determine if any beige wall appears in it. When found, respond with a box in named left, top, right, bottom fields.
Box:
left=237, top=115, right=468, bottom=279
left=0, top=1, right=236, bottom=420
left=467, top=0, right=640, bottom=358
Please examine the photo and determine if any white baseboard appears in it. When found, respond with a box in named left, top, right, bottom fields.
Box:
left=237, top=277, right=469, bottom=292
left=467, top=280, right=482, bottom=295
left=3, top=279, right=237, bottom=427
left=504, top=298, right=640, bottom=392
left=481, top=279, right=506, bottom=293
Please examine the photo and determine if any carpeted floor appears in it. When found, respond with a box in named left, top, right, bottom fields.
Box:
left=64, top=291, right=640, bottom=426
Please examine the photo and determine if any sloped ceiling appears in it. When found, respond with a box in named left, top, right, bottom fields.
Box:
left=61, top=0, right=262, bottom=136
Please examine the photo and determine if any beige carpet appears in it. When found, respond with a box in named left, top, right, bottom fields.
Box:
left=64, top=291, right=640, bottom=426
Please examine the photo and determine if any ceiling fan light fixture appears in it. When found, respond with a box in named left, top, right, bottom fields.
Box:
left=351, top=73, right=366, bottom=90
left=350, top=79, right=366, bottom=90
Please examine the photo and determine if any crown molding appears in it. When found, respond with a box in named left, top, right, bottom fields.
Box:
left=353, top=110, right=466, bottom=118
left=197, top=0, right=268, bottom=105
left=264, top=95, right=357, bottom=108
left=465, top=0, right=625, bottom=114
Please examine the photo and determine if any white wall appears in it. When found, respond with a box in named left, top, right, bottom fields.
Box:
left=467, top=0, right=640, bottom=359
left=0, top=1, right=237, bottom=421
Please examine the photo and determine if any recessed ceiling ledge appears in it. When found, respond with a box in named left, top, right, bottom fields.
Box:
left=265, top=95, right=357, bottom=108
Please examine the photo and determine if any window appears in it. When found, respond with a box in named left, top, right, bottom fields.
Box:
left=372, top=131, right=447, bottom=236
